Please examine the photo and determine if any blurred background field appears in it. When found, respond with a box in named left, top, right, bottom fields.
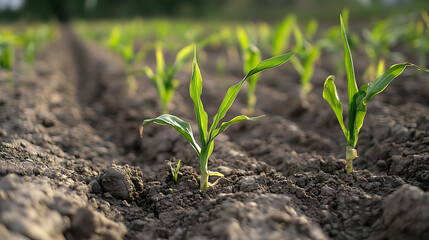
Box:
left=1, top=0, right=429, bottom=22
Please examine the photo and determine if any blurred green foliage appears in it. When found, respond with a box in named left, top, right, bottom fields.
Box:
left=1, top=0, right=429, bottom=22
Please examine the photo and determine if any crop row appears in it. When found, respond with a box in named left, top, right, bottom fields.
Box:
left=74, top=12, right=429, bottom=190
left=0, top=24, right=55, bottom=85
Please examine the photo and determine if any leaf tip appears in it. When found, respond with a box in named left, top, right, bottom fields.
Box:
left=139, top=125, right=144, bottom=138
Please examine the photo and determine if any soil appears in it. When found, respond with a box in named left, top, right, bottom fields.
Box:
left=1, top=25, right=429, bottom=240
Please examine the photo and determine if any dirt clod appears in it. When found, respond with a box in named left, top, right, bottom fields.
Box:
left=99, top=164, right=143, bottom=201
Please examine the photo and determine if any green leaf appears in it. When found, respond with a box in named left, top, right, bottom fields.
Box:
left=347, top=90, right=367, bottom=147
left=141, top=66, right=154, bottom=79
left=176, top=159, right=181, bottom=174
left=212, top=115, right=264, bottom=139
left=244, top=52, right=295, bottom=79
left=237, top=27, right=249, bottom=52
left=363, top=62, right=429, bottom=103
left=108, top=27, right=120, bottom=49
left=323, top=75, right=347, bottom=138
left=301, top=46, right=321, bottom=87
left=175, top=43, right=195, bottom=65
left=273, top=15, right=296, bottom=56
left=0, top=43, right=14, bottom=70
left=171, top=43, right=194, bottom=76
left=189, top=50, right=209, bottom=145
left=140, top=114, right=201, bottom=154
left=155, top=43, right=166, bottom=82
left=245, top=44, right=261, bottom=76
left=208, top=52, right=294, bottom=140
left=340, top=15, right=358, bottom=109
left=306, top=19, right=318, bottom=40
left=293, top=25, right=304, bottom=53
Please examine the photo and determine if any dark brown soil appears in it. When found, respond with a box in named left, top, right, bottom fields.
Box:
left=1, top=26, right=429, bottom=240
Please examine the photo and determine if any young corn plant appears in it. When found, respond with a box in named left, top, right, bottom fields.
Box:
left=105, top=26, right=140, bottom=93
left=237, top=27, right=262, bottom=115
left=323, top=16, right=429, bottom=174
left=19, top=26, right=54, bottom=65
left=291, top=24, right=321, bottom=107
left=169, top=158, right=181, bottom=184
left=140, top=49, right=294, bottom=190
left=0, top=32, right=15, bottom=86
left=140, top=43, right=194, bottom=114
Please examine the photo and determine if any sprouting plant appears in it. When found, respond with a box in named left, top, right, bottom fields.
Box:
left=140, top=49, right=294, bottom=190
left=323, top=16, right=429, bottom=174
left=0, top=32, right=15, bottom=86
left=237, top=27, right=262, bottom=115
left=18, top=26, right=54, bottom=65
left=169, top=158, right=181, bottom=184
left=291, top=23, right=321, bottom=107
left=140, top=42, right=194, bottom=114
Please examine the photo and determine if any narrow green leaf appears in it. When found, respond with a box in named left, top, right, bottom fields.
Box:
left=323, top=75, right=347, bottom=138
left=375, top=59, right=385, bottom=78
left=273, top=15, right=296, bottom=56
left=340, top=15, right=358, bottom=108
left=175, top=43, right=195, bottom=65
left=237, top=27, right=249, bottom=52
left=212, top=115, right=264, bottom=139
left=190, top=50, right=209, bottom=145
left=141, top=66, right=154, bottom=79
left=347, top=91, right=367, bottom=147
left=244, top=52, right=295, bottom=79
left=176, top=159, right=181, bottom=173
left=171, top=43, right=194, bottom=76
left=245, top=44, right=261, bottom=76
left=293, top=25, right=304, bottom=53
left=140, top=114, right=201, bottom=154
left=301, top=46, right=321, bottom=87
left=306, top=19, right=318, bottom=41
left=0, top=43, right=14, bottom=70
left=208, top=52, right=294, bottom=139
left=363, top=62, right=429, bottom=103
left=155, top=43, right=166, bottom=82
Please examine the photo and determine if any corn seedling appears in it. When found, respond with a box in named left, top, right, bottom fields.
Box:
left=140, top=49, right=294, bottom=190
left=0, top=32, right=15, bottom=86
left=139, top=43, right=194, bottom=114
left=18, top=26, right=54, bottom=65
left=323, top=16, right=429, bottom=174
left=237, top=27, right=262, bottom=115
left=291, top=24, right=321, bottom=107
left=169, top=159, right=181, bottom=184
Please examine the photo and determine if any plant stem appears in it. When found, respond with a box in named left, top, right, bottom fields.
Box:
left=199, top=149, right=210, bottom=191
left=346, top=146, right=358, bottom=174
left=200, top=171, right=209, bottom=191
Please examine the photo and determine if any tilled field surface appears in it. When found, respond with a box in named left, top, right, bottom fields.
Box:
left=1, top=27, right=429, bottom=240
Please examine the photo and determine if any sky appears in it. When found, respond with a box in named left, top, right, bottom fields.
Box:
left=0, top=0, right=25, bottom=10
